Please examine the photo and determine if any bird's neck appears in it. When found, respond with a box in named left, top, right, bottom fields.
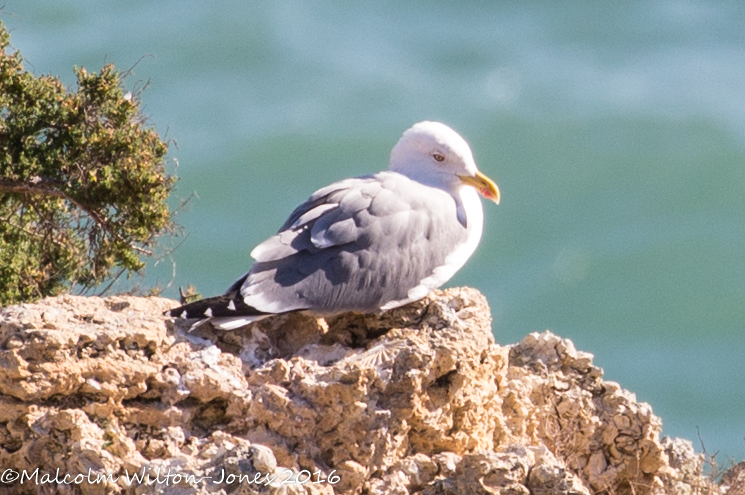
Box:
left=450, top=183, right=481, bottom=231
left=390, top=160, right=460, bottom=192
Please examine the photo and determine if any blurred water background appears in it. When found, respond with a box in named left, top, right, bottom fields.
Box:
left=4, top=0, right=744, bottom=461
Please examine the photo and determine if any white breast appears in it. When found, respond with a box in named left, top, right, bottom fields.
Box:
left=380, top=185, right=484, bottom=310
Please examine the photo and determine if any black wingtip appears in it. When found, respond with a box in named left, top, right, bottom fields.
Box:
left=163, top=308, right=187, bottom=318
left=164, top=294, right=267, bottom=320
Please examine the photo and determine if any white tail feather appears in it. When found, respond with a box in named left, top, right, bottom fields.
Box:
left=209, top=315, right=269, bottom=330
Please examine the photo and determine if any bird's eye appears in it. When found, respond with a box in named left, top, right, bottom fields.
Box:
left=433, top=153, right=445, bottom=162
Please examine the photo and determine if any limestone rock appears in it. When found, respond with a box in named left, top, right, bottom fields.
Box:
left=0, top=288, right=719, bottom=494
left=722, top=461, right=745, bottom=495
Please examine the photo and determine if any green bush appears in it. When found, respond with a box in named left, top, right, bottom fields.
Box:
left=0, top=22, right=176, bottom=305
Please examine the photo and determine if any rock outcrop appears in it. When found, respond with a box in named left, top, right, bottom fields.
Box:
left=0, top=288, right=719, bottom=494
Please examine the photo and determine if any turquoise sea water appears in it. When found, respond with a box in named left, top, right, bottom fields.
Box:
left=4, top=1, right=745, bottom=461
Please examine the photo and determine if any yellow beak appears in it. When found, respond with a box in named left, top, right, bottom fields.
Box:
left=459, top=171, right=500, bottom=204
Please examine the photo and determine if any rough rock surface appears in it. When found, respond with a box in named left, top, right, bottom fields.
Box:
left=0, top=288, right=720, bottom=494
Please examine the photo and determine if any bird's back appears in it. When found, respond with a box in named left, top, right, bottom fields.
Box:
left=240, top=171, right=472, bottom=315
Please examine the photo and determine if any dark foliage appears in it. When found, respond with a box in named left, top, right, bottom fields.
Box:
left=0, top=22, right=175, bottom=305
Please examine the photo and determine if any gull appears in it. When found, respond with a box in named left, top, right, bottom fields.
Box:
left=167, top=121, right=500, bottom=330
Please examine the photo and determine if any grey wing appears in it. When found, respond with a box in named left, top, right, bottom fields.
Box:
left=240, top=172, right=469, bottom=315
